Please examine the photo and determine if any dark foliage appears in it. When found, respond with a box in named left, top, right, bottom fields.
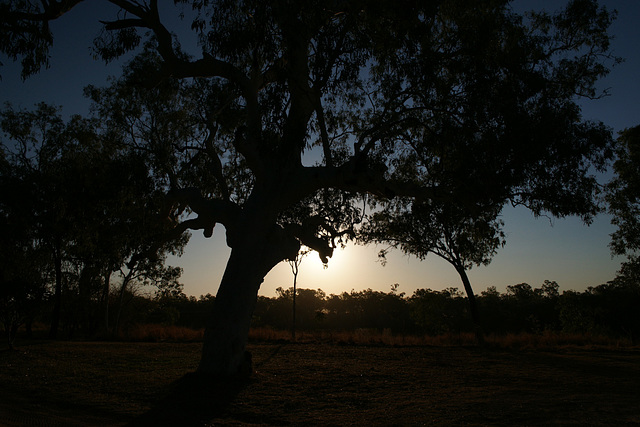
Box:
left=7, top=277, right=639, bottom=345
left=0, top=103, right=187, bottom=341
left=607, top=126, right=640, bottom=280
left=143, top=280, right=639, bottom=342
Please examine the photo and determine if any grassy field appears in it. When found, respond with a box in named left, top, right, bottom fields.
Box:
left=1, top=338, right=639, bottom=426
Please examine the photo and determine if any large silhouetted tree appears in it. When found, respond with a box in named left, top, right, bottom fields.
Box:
left=2, top=0, right=617, bottom=376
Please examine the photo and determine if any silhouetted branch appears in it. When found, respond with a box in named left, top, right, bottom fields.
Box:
left=283, top=223, right=334, bottom=264
left=100, top=18, right=147, bottom=30
left=315, top=97, right=333, bottom=167
left=302, top=160, right=439, bottom=201
left=254, top=57, right=287, bottom=90
left=166, top=187, right=241, bottom=236
left=6, top=0, right=83, bottom=21
left=203, top=128, right=231, bottom=201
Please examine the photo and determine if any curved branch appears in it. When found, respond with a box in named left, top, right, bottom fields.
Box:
left=105, top=1, right=252, bottom=91
left=283, top=223, right=334, bottom=264
left=5, top=0, right=83, bottom=21
left=166, top=187, right=241, bottom=237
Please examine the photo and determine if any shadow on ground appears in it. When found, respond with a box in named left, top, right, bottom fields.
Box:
left=128, top=372, right=251, bottom=426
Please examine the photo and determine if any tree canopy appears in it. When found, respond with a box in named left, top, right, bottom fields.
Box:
left=607, top=126, right=640, bottom=280
left=0, top=0, right=618, bottom=376
left=0, top=102, right=187, bottom=341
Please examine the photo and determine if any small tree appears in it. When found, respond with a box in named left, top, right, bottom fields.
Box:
left=288, top=247, right=310, bottom=340
left=365, top=201, right=505, bottom=342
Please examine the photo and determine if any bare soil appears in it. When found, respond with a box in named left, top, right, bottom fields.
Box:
left=1, top=340, right=639, bottom=426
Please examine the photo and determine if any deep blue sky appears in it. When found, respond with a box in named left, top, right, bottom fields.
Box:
left=1, top=1, right=638, bottom=297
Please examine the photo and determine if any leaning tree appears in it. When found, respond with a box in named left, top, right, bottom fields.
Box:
left=1, top=0, right=617, bottom=376
left=362, top=198, right=506, bottom=342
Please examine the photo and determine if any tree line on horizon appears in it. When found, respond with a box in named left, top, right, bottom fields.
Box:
left=142, top=279, right=640, bottom=344
left=4, top=275, right=638, bottom=346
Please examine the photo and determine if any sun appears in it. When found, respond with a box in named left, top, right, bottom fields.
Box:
left=304, top=245, right=346, bottom=272
left=291, top=245, right=358, bottom=294
left=262, top=243, right=386, bottom=297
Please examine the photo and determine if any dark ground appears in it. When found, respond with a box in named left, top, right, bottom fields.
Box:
left=1, top=340, right=639, bottom=426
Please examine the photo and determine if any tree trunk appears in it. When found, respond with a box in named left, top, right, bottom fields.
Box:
left=292, top=274, right=297, bottom=342
left=77, top=265, right=93, bottom=335
left=198, top=250, right=266, bottom=376
left=198, top=223, right=296, bottom=377
left=49, top=245, right=63, bottom=339
left=455, top=265, right=485, bottom=345
left=8, top=322, right=18, bottom=350
left=99, top=269, right=112, bottom=336
left=113, top=270, right=133, bottom=337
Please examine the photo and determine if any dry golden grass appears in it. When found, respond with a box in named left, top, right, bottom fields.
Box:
left=484, top=331, right=635, bottom=349
left=23, top=322, right=635, bottom=350
left=248, top=326, right=634, bottom=349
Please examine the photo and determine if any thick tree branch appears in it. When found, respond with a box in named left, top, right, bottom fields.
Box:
left=203, top=126, right=230, bottom=201
left=300, top=159, right=439, bottom=202
left=100, top=18, right=147, bottom=30
left=283, top=223, right=334, bottom=264
left=253, top=57, right=287, bottom=90
left=6, top=0, right=83, bottom=21
left=230, top=126, right=264, bottom=177
left=315, top=96, right=334, bottom=167
left=280, top=17, right=315, bottom=159
left=166, top=187, right=241, bottom=237
left=106, top=0, right=148, bottom=21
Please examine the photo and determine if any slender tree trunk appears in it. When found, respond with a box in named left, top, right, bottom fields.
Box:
left=99, top=269, right=112, bottom=335
left=49, top=245, right=63, bottom=339
left=455, top=265, right=485, bottom=345
left=78, top=265, right=92, bottom=335
left=292, top=269, right=298, bottom=342
left=113, top=271, right=133, bottom=337
left=289, top=251, right=306, bottom=342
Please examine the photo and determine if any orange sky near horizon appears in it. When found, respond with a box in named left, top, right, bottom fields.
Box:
left=168, top=204, right=622, bottom=298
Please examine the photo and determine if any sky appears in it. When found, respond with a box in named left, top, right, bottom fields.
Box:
left=1, top=0, right=638, bottom=298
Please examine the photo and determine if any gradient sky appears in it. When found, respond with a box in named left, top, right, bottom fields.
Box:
left=1, top=1, right=638, bottom=298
